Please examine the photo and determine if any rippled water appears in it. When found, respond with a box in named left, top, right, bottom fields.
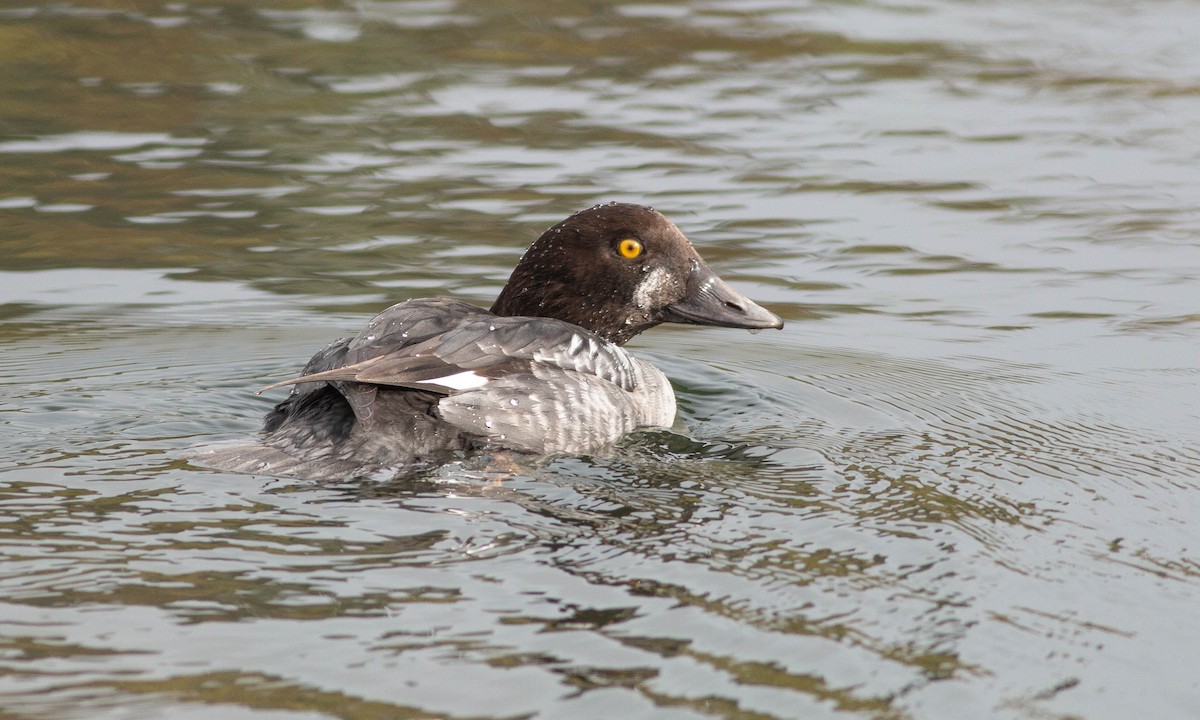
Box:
left=2, top=2, right=1199, bottom=719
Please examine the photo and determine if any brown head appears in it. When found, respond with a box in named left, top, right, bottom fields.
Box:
left=491, top=203, right=782, bottom=345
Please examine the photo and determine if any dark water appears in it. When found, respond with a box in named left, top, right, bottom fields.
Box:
left=2, top=2, right=1199, bottom=719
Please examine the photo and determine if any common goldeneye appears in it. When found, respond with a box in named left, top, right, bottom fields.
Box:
left=197, top=202, right=783, bottom=479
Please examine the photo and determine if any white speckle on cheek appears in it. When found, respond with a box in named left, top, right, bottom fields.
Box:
left=634, top=267, right=670, bottom=309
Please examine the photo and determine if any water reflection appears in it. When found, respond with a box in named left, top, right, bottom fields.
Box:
left=3, top=0, right=1200, bottom=718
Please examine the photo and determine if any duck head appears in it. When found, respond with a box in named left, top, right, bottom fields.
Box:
left=491, top=202, right=783, bottom=345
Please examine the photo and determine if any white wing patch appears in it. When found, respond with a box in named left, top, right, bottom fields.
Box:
left=428, top=370, right=490, bottom=391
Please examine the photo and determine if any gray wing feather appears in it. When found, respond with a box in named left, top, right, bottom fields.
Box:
left=258, top=298, right=488, bottom=414
left=260, top=315, right=641, bottom=395
left=343, top=298, right=483, bottom=364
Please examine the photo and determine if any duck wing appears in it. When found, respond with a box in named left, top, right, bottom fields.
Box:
left=260, top=315, right=641, bottom=396
left=196, top=307, right=675, bottom=477
left=259, top=313, right=673, bottom=453
left=265, top=298, right=489, bottom=426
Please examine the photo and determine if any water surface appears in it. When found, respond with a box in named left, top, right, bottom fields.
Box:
left=2, top=2, right=1199, bottom=719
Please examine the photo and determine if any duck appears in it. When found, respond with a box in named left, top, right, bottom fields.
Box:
left=196, top=202, right=783, bottom=479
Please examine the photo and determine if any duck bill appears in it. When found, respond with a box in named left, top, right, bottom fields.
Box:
left=663, top=261, right=784, bottom=330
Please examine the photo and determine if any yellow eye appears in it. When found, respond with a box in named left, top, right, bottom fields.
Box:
left=618, top=238, right=643, bottom=259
